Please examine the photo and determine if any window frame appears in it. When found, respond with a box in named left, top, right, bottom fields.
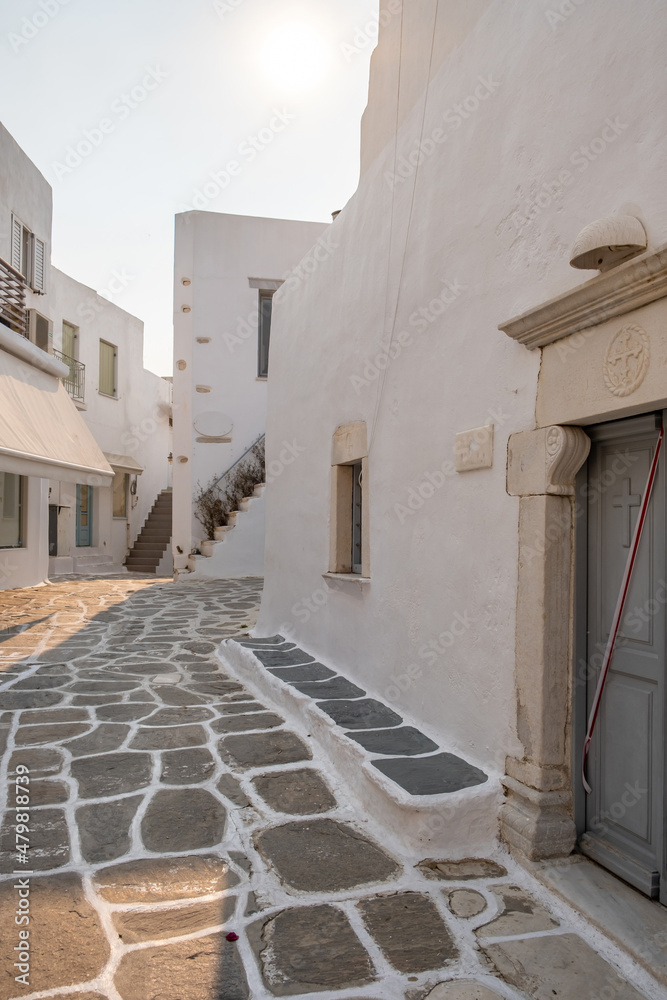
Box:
left=11, top=214, right=46, bottom=292
left=0, top=473, right=25, bottom=549
left=99, top=339, right=118, bottom=397
left=328, top=422, right=370, bottom=580
left=112, top=470, right=129, bottom=519
left=257, top=290, right=273, bottom=378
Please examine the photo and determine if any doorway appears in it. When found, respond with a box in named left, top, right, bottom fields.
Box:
left=578, top=412, right=665, bottom=902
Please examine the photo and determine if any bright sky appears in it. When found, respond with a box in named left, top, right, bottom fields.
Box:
left=0, top=0, right=379, bottom=376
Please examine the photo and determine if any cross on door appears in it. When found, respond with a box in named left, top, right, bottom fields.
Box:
left=612, top=478, right=641, bottom=547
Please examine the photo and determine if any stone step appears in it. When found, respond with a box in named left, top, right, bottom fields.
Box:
left=221, top=637, right=499, bottom=856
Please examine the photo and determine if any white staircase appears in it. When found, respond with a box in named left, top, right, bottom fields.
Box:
left=188, top=484, right=265, bottom=579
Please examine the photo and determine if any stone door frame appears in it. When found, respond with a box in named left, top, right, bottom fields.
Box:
left=498, top=243, right=667, bottom=860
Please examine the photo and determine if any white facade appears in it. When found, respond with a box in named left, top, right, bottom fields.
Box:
left=0, top=122, right=171, bottom=589
left=171, top=211, right=328, bottom=574
left=48, top=270, right=172, bottom=575
left=256, top=0, right=667, bottom=864
left=0, top=122, right=116, bottom=590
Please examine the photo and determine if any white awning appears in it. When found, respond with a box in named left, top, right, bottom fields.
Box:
left=104, top=453, right=144, bottom=475
left=0, top=349, right=113, bottom=484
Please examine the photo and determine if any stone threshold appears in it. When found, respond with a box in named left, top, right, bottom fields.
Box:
left=529, top=853, right=667, bottom=988
left=219, top=635, right=501, bottom=856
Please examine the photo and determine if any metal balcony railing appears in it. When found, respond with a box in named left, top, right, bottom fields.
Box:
left=53, top=348, right=86, bottom=403
left=0, top=257, right=28, bottom=337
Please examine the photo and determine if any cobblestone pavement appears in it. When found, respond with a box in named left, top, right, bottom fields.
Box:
left=0, top=577, right=661, bottom=1000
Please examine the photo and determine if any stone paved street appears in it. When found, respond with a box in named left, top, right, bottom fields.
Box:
left=0, top=577, right=662, bottom=999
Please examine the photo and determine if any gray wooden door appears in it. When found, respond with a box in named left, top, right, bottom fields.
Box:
left=581, top=413, right=665, bottom=901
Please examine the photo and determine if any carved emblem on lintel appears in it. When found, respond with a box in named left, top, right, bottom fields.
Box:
left=603, top=324, right=650, bottom=397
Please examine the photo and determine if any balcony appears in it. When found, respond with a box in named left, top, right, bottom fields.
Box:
left=0, top=256, right=28, bottom=337
left=53, top=348, right=86, bottom=403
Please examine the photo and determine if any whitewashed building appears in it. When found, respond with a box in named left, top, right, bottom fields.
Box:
left=48, top=269, right=172, bottom=576
left=0, top=122, right=114, bottom=590
left=171, top=211, right=328, bottom=577
left=0, top=122, right=172, bottom=589
left=253, top=0, right=667, bottom=904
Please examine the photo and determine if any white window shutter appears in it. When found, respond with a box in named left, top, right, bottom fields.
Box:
left=10, top=215, right=23, bottom=272
left=32, top=237, right=45, bottom=292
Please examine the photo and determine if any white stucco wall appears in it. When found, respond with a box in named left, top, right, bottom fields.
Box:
left=172, top=211, right=328, bottom=570
left=49, top=269, right=172, bottom=568
left=256, top=0, right=667, bottom=775
left=0, top=124, right=54, bottom=589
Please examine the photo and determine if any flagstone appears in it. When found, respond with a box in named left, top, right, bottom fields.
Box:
left=475, top=885, right=559, bottom=937
left=77, top=795, right=143, bottom=863
left=160, top=747, right=216, bottom=784
left=72, top=752, right=153, bottom=798
left=19, top=708, right=90, bottom=724
left=93, top=854, right=239, bottom=903
left=251, top=768, right=336, bottom=815
left=65, top=723, right=130, bottom=757
left=130, top=724, right=208, bottom=750
left=447, top=888, right=488, bottom=918
left=141, top=788, right=226, bottom=852
left=0, top=806, right=70, bottom=872
left=113, top=897, right=236, bottom=944
left=217, top=773, right=251, bottom=807
left=0, top=690, right=64, bottom=710
left=30, top=779, right=69, bottom=806
left=143, top=706, right=214, bottom=725
left=219, top=731, right=312, bottom=769
left=0, top=874, right=109, bottom=995
left=359, top=891, right=458, bottom=972
left=212, top=712, right=285, bottom=733
left=249, top=904, right=375, bottom=995
left=417, top=858, right=508, bottom=881
left=318, top=698, right=403, bottom=730
left=14, top=722, right=91, bottom=745
left=255, top=818, right=400, bottom=892
left=481, top=933, right=646, bottom=999
left=8, top=746, right=63, bottom=776
left=114, top=932, right=249, bottom=1000
left=95, top=703, right=155, bottom=722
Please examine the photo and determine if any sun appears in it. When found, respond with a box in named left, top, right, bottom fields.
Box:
left=259, top=21, right=333, bottom=94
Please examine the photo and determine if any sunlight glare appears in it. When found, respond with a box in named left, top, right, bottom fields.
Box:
left=259, top=21, right=333, bottom=93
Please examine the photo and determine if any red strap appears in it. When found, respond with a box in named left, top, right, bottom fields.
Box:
left=582, top=425, right=664, bottom=794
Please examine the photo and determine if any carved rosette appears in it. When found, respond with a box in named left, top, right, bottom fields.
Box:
left=603, top=324, right=650, bottom=397
left=545, top=425, right=591, bottom=495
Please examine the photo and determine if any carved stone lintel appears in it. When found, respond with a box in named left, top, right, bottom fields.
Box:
left=507, top=425, right=591, bottom=497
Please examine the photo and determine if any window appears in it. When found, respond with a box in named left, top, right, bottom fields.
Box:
left=112, top=471, right=128, bottom=518
left=351, top=461, right=363, bottom=574
left=329, top=422, right=369, bottom=578
left=28, top=309, right=52, bottom=352
left=258, top=291, right=273, bottom=378
left=99, top=340, right=117, bottom=396
left=0, top=473, right=24, bottom=548
left=11, top=214, right=46, bottom=292
left=62, top=321, right=77, bottom=360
